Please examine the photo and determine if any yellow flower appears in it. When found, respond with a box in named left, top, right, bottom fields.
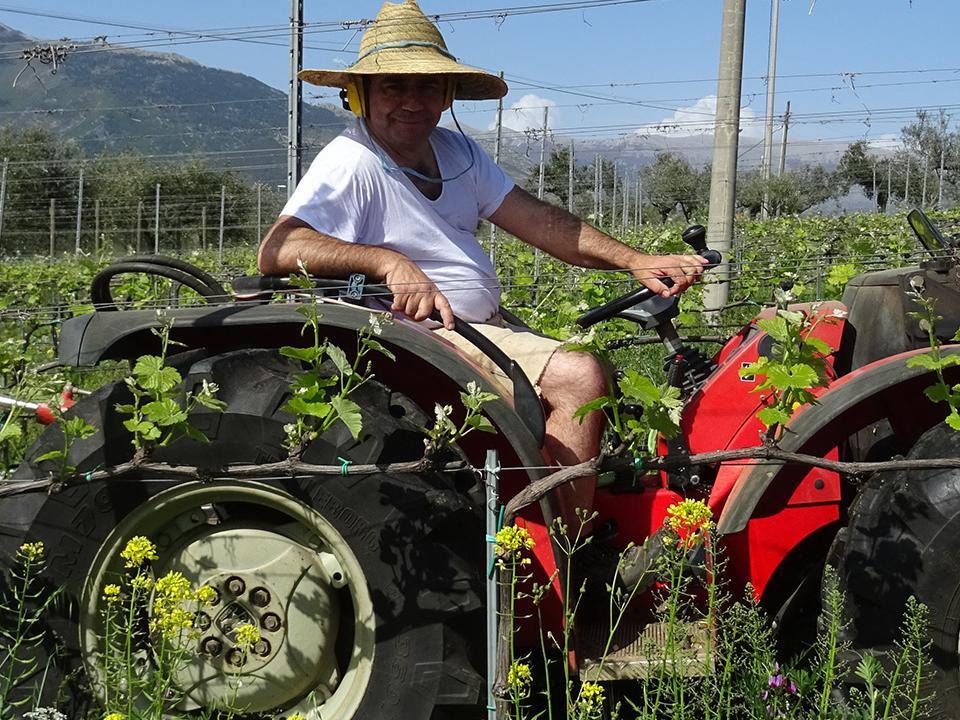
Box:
left=130, top=573, right=154, bottom=591
left=102, top=584, right=122, bottom=603
left=18, top=541, right=45, bottom=562
left=664, top=499, right=714, bottom=549
left=103, top=713, right=125, bottom=720
left=576, top=681, right=606, bottom=718
left=506, top=660, right=532, bottom=699
left=495, top=525, right=536, bottom=558
left=120, top=536, right=158, bottom=568
left=154, top=571, right=192, bottom=601
left=286, top=715, right=308, bottom=720
left=150, top=571, right=196, bottom=641
left=195, top=585, right=217, bottom=605
left=234, top=622, right=261, bottom=651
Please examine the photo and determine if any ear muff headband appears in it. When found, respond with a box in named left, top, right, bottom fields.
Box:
left=345, top=77, right=457, bottom=118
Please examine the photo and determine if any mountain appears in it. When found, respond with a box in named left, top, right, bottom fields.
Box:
left=0, top=24, right=350, bottom=170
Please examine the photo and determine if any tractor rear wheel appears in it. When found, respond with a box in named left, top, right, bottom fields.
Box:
left=0, top=349, right=486, bottom=719
left=832, top=422, right=960, bottom=720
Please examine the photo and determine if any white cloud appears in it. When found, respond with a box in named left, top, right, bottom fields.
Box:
left=866, top=133, right=902, bottom=153
left=489, top=94, right=557, bottom=132
left=633, top=95, right=762, bottom=138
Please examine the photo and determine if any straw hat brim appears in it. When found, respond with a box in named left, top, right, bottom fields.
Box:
left=299, top=47, right=506, bottom=101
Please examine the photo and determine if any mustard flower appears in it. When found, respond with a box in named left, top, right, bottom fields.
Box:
left=102, top=584, right=122, bottom=603
left=18, top=541, right=45, bottom=563
left=234, top=622, right=261, bottom=651
left=119, top=536, right=158, bottom=568
left=664, top=499, right=714, bottom=548
left=286, top=715, right=308, bottom=720
left=130, top=573, right=154, bottom=591
left=196, top=584, right=217, bottom=605
left=575, top=681, right=606, bottom=719
left=150, top=570, right=197, bottom=640
left=495, top=525, right=536, bottom=557
left=103, top=713, right=125, bottom=720
left=506, top=660, right=533, bottom=699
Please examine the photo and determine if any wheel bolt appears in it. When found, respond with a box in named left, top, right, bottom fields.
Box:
left=206, top=588, right=221, bottom=606
left=226, top=648, right=244, bottom=667
left=261, top=613, right=282, bottom=632
left=226, top=576, right=245, bottom=595
left=196, top=612, right=211, bottom=630
left=254, top=639, right=271, bottom=656
left=201, top=637, right=222, bottom=656
left=249, top=587, right=270, bottom=607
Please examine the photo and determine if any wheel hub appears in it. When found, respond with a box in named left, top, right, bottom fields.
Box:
left=168, top=528, right=342, bottom=710
left=81, top=482, right=376, bottom=720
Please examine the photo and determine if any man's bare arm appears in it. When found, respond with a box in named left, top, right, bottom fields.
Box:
left=257, top=216, right=455, bottom=328
left=488, top=187, right=706, bottom=297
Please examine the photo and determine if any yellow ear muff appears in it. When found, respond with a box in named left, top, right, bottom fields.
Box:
left=345, top=78, right=366, bottom=117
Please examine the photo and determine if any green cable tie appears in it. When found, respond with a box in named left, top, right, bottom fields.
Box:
left=337, top=456, right=353, bottom=475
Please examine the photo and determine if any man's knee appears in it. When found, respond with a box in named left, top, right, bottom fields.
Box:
left=540, top=350, right=608, bottom=404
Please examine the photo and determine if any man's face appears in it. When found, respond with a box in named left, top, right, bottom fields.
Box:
left=365, top=74, right=448, bottom=152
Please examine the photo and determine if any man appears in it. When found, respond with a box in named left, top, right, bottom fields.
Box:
left=258, top=0, right=707, bottom=521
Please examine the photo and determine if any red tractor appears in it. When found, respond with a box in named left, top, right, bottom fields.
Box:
left=2, top=209, right=959, bottom=719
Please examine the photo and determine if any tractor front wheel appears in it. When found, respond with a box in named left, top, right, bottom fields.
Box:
left=0, top=349, right=486, bottom=719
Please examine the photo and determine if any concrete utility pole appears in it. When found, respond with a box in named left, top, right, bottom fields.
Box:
left=0, top=158, right=8, bottom=247
left=201, top=206, right=207, bottom=250
left=488, top=71, right=504, bottom=265
left=75, top=168, right=84, bottom=254
left=286, top=0, right=304, bottom=198
left=136, top=200, right=143, bottom=252
left=704, top=0, right=746, bottom=314
left=922, top=156, right=929, bottom=207
left=905, top=155, right=911, bottom=204
left=939, top=145, right=946, bottom=208
left=636, top=174, right=643, bottom=228
left=534, top=106, right=549, bottom=289
left=886, top=162, right=892, bottom=214
left=154, top=183, right=161, bottom=253
left=567, top=140, right=574, bottom=213
left=760, top=0, right=780, bottom=221
left=218, top=185, right=226, bottom=265
left=256, top=183, right=262, bottom=241
left=611, top=165, right=618, bottom=231
left=872, top=164, right=877, bottom=213
left=94, top=198, right=100, bottom=255
left=777, top=101, right=791, bottom=176
left=49, top=198, right=55, bottom=257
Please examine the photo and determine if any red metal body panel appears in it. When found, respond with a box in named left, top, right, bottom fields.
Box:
left=689, top=302, right=847, bottom=597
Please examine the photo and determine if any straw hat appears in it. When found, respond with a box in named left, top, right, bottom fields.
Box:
left=298, top=0, right=507, bottom=101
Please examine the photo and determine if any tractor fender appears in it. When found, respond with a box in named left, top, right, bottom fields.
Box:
left=716, top=344, right=960, bottom=535
left=57, top=302, right=547, bottom=475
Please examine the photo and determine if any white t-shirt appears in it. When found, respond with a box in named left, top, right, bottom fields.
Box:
left=282, top=119, right=514, bottom=323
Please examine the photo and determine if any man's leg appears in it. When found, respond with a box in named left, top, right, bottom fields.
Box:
left=537, top=349, right=608, bottom=527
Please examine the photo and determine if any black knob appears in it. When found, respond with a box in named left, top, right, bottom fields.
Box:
left=681, top=225, right=707, bottom=253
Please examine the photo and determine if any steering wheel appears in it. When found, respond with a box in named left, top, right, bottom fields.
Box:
left=576, top=285, right=663, bottom=329
left=577, top=248, right=722, bottom=330
left=91, top=255, right=230, bottom=311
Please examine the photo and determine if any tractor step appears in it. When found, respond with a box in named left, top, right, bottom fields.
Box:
left=577, top=619, right=714, bottom=681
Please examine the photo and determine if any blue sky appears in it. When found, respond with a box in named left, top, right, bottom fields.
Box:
left=2, top=1, right=958, bottom=165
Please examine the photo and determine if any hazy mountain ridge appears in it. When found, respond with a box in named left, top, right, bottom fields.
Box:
left=0, top=24, right=349, bottom=166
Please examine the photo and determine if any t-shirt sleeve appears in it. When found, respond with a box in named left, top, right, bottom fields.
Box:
left=468, top=135, right=515, bottom=219
left=280, top=145, right=369, bottom=243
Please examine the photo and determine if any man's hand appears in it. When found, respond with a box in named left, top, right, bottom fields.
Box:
left=384, top=255, right=456, bottom=329
left=629, top=253, right=708, bottom=298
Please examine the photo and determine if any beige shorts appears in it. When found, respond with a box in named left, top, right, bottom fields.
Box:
left=433, top=315, right=562, bottom=394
